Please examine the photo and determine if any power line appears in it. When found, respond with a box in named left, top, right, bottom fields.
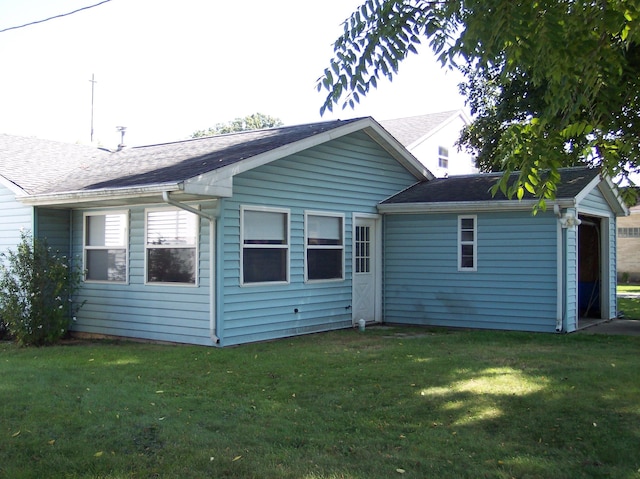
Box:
left=0, top=0, right=114, bottom=34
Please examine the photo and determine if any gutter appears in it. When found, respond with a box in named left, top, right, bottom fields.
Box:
left=377, top=198, right=577, bottom=214
left=162, top=191, right=220, bottom=345
left=19, top=183, right=183, bottom=206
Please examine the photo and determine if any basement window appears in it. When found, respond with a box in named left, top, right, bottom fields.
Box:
left=145, top=207, right=198, bottom=285
left=83, top=212, right=128, bottom=282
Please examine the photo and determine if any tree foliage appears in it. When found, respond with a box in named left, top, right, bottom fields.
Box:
left=318, top=0, right=640, bottom=208
left=192, top=112, right=283, bottom=138
left=0, top=231, right=84, bottom=346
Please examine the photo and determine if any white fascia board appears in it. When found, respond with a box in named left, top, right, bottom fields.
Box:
left=205, top=119, right=377, bottom=181
left=18, top=183, right=183, bottom=206
left=363, top=120, right=434, bottom=180
left=599, top=176, right=630, bottom=216
left=0, top=175, right=27, bottom=196
left=574, top=172, right=603, bottom=205
left=574, top=172, right=629, bottom=217
left=183, top=175, right=233, bottom=197
left=202, top=117, right=432, bottom=183
left=377, top=198, right=576, bottom=214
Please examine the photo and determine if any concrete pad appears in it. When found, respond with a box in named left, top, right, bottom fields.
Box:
left=579, top=319, right=640, bottom=336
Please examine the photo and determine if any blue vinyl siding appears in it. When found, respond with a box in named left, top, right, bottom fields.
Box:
left=70, top=203, right=216, bottom=346
left=384, top=211, right=560, bottom=332
left=580, top=186, right=611, bottom=212
left=218, top=132, right=418, bottom=346
left=0, top=183, right=33, bottom=254
left=607, top=216, right=617, bottom=319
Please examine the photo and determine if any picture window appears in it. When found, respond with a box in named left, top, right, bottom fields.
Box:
left=145, top=208, right=198, bottom=285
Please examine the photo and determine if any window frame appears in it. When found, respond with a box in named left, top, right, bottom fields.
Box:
left=83, top=210, right=129, bottom=284
left=458, top=215, right=477, bottom=272
left=618, top=227, right=640, bottom=238
left=304, top=210, right=345, bottom=283
left=144, top=206, right=199, bottom=287
left=438, top=146, right=449, bottom=169
left=240, top=205, right=290, bottom=286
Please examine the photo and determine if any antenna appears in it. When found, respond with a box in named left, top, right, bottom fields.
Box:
left=89, top=74, right=97, bottom=143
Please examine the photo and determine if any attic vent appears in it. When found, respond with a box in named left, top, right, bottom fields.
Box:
left=116, top=126, right=127, bottom=151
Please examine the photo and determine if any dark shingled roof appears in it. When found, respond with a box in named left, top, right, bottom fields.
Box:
left=381, top=167, right=602, bottom=204
left=0, top=119, right=363, bottom=195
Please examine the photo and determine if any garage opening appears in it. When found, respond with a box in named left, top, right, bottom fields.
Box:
left=578, top=215, right=603, bottom=321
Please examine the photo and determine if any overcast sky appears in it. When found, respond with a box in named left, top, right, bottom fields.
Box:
left=0, top=0, right=466, bottom=148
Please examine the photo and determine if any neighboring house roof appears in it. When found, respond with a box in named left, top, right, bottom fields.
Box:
left=0, top=118, right=431, bottom=207
left=380, top=110, right=468, bottom=148
left=379, top=167, right=629, bottom=215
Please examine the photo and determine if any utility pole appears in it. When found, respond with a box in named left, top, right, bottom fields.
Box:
left=89, top=74, right=97, bottom=143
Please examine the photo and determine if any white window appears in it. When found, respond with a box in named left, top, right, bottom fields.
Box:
left=84, top=211, right=128, bottom=282
left=618, top=227, right=640, bottom=238
left=355, top=224, right=370, bottom=274
left=241, top=206, right=289, bottom=285
left=145, top=208, right=198, bottom=285
left=438, top=146, right=449, bottom=169
left=305, top=212, right=345, bottom=281
left=458, top=215, right=477, bottom=271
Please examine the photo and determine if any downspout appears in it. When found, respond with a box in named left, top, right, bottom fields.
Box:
left=162, top=191, right=220, bottom=344
left=554, top=205, right=564, bottom=332
left=554, top=204, right=581, bottom=332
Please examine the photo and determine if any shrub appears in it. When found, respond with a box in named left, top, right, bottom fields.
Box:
left=0, top=231, right=84, bottom=346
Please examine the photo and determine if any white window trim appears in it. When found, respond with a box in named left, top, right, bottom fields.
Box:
left=438, top=146, right=449, bottom=169
left=458, top=215, right=477, bottom=272
left=304, top=210, right=345, bottom=283
left=240, top=205, right=290, bottom=286
left=83, top=210, right=129, bottom=284
left=144, top=206, right=200, bottom=287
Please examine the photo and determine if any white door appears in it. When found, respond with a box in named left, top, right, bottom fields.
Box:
left=352, top=217, right=381, bottom=324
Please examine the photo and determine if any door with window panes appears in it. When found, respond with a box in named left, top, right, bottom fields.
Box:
left=352, top=217, right=380, bottom=324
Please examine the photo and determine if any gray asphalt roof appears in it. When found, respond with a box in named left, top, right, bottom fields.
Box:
left=0, top=133, right=109, bottom=195
left=381, top=167, right=601, bottom=204
left=0, top=119, right=363, bottom=195
left=380, top=110, right=462, bottom=146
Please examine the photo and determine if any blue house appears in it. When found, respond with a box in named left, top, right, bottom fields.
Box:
left=379, top=169, right=628, bottom=333
left=0, top=119, right=628, bottom=346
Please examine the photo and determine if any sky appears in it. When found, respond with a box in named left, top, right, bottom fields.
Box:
left=0, top=0, right=466, bottom=149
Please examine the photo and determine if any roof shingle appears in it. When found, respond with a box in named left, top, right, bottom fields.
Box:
left=381, top=167, right=601, bottom=204
left=380, top=110, right=462, bottom=146
left=0, top=119, right=362, bottom=195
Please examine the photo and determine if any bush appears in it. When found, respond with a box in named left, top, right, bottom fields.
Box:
left=0, top=231, right=84, bottom=346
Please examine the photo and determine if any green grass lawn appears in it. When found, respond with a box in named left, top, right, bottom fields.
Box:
left=618, top=284, right=640, bottom=319
left=617, top=284, right=640, bottom=293
left=2, top=329, right=640, bottom=479
left=619, top=297, right=640, bottom=319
